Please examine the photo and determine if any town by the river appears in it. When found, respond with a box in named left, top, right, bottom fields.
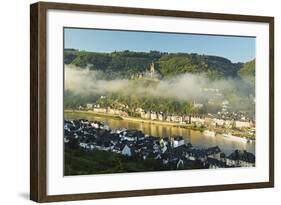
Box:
left=64, top=112, right=255, bottom=156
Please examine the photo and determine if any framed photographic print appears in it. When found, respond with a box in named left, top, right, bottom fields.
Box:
left=30, top=1, right=274, bottom=202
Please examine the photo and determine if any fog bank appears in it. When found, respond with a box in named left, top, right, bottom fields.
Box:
left=65, top=65, right=254, bottom=105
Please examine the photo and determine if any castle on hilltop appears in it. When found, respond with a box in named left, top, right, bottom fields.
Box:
left=131, top=62, right=160, bottom=81
left=149, top=62, right=155, bottom=78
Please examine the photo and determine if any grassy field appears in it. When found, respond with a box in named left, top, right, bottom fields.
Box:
left=64, top=146, right=205, bottom=176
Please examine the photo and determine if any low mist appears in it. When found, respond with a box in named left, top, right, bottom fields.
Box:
left=65, top=65, right=254, bottom=111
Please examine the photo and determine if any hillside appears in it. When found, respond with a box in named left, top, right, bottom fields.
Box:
left=238, top=59, right=255, bottom=78
left=64, top=49, right=251, bottom=80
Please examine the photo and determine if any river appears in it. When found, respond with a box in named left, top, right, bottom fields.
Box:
left=65, top=112, right=255, bottom=156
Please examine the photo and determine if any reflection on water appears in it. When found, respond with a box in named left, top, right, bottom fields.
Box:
left=64, top=112, right=255, bottom=155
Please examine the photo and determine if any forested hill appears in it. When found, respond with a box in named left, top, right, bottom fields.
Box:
left=238, top=59, right=255, bottom=78
left=64, top=49, right=253, bottom=79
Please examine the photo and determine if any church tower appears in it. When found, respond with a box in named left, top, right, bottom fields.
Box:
left=150, top=62, right=155, bottom=77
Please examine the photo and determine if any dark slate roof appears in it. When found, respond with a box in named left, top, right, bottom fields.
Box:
left=228, top=150, right=255, bottom=163
left=146, top=136, right=159, bottom=142
left=163, top=137, right=170, bottom=141
left=206, top=158, right=226, bottom=168
left=173, top=144, right=191, bottom=156
left=66, top=125, right=76, bottom=131
left=220, top=153, right=226, bottom=158
left=188, top=149, right=206, bottom=158
left=174, top=136, right=184, bottom=141
left=125, top=130, right=145, bottom=138
left=109, top=133, right=121, bottom=142
left=114, top=143, right=124, bottom=151
left=72, top=120, right=81, bottom=126
left=64, top=120, right=73, bottom=125
left=103, top=141, right=112, bottom=147
left=206, top=146, right=221, bottom=155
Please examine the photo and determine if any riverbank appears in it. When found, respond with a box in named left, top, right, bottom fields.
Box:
left=64, top=109, right=204, bottom=131
left=64, top=109, right=123, bottom=120
left=122, top=116, right=206, bottom=131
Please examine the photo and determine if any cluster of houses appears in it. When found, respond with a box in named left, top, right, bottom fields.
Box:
left=86, top=103, right=254, bottom=130
left=64, top=119, right=255, bottom=170
left=135, top=101, right=254, bottom=130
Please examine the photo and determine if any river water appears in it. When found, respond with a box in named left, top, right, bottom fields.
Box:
left=65, top=112, right=255, bottom=156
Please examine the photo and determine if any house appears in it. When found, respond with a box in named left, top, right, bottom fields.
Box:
left=140, top=150, right=151, bottom=160
left=135, top=107, right=143, bottom=113
left=91, top=121, right=101, bottom=129
left=205, top=146, right=221, bottom=160
left=186, top=149, right=207, bottom=162
left=150, top=112, right=157, bottom=120
left=173, top=144, right=191, bottom=158
left=205, top=158, right=226, bottom=169
left=86, top=103, right=93, bottom=109
left=213, top=118, right=225, bottom=127
left=107, top=108, right=122, bottom=115
left=153, top=143, right=161, bottom=153
left=123, top=130, right=145, bottom=142
left=99, top=124, right=110, bottom=131
left=89, top=144, right=95, bottom=150
left=224, top=120, right=233, bottom=128
left=123, top=134, right=136, bottom=142
left=64, top=137, right=69, bottom=143
left=160, top=137, right=171, bottom=148
left=64, top=120, right=75, bottom=130
left=64, top=124, right=71, bottom=132
left=121, top=144, right=132, bottom=156
left=176, top=159, right=184, bottom=169
left=139, top=143, right=155, bottom=159
left=95, top=132, right=112, bottom=146
left=145, top=136, right=159, bottom=144
left=116, top=128, right=127, bottom=134
left=226, top=150, right=255, bottom=167
left=204, top=117, right=216, bottom=128
left=141, top=111, right=150, bottom=119
left=79, top=142, right=89, bottom=149
left=171, top=115, right=183, bottom=123
left=97, top=141, right=113, bottom=151
left=112, top=143, right=123, bottom=154
left=166, top=115, right=172, bottom=122
left=234, top=120, right=252, bottom=129
left=190, top=116, right=204, bottom=127
left=93, top=107, right=107, bottom=113
left=161, top=145, right=168, bottom=154
left=120, top=111, right=129, bottom=117
left=158, top=113, right=164, bottom=121
left=220, top=153, right=226, bottom=163
left=154, top=153, right=162, bottom=160
left=161, top=152, right=179, bottom=166
left=172, top=136, right=185, bottom=148
left=108, top=133, right=120, bottom=145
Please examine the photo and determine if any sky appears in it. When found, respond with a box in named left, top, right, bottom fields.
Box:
left=64, top=28, right=255, bottom=63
